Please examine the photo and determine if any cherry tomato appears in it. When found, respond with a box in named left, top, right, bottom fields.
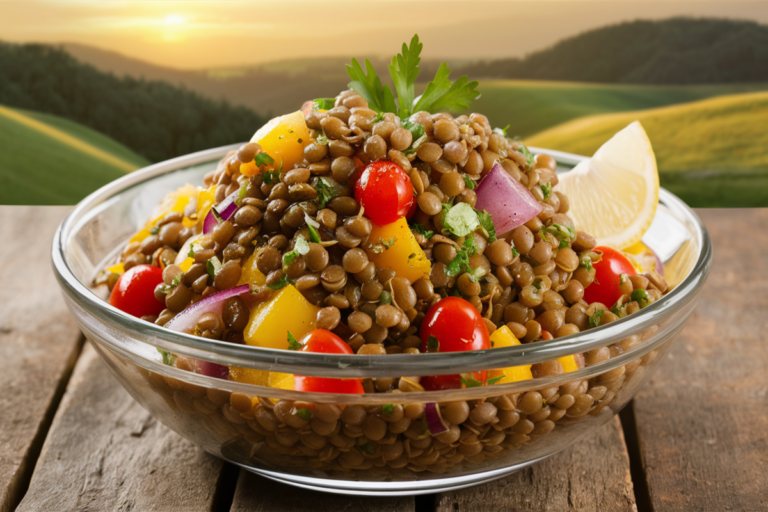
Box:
left=109, top=264, right=165, bottom=318
left=354, top=161, right=414, bottom=226
left=419, top=297, right=491, bottom=390
left=294, top=329, right=364, bottom=394
left=583, top=246, right=636, bottom=307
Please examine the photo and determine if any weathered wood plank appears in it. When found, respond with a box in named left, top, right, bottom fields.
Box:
left=631, top=209, right=768, bottom=511
left=16, top=344, right=227, bottom=512
left=230, top=470, right=414, bottom=512
left=435, top=416, right=636, bottom=512
left=0, top=206, right=84, bottom=512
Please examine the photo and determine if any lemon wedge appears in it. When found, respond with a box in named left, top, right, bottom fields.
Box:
left=555, top=121, right=659, bottom=250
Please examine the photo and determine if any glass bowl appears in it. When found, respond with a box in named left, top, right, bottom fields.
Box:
left=52, top=144, right=712, bottom=496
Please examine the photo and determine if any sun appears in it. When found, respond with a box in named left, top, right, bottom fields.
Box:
left=164, top=14, right=185, bottom=26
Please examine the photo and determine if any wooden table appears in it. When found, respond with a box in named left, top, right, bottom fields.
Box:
left=1, top=206, right=766, bottom=512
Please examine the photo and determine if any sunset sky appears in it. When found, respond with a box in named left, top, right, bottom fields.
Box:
left=1, top=0, right=767, bottom=69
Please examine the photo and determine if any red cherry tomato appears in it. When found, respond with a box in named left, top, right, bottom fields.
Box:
left=294, top=329, right=364, bottom=394
left=109, top=264, right=165, bottom=318
left=354, top=161, right=414, bottom=226
left=419, top=297, right=491, bottom=390
left=583, top=246, right=636, bottom=307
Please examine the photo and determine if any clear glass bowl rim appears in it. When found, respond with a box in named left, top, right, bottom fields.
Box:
left=52, top=144, right=713, bottom=379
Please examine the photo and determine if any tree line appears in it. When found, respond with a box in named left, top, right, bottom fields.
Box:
left=0, top=42, right=266, bottom=163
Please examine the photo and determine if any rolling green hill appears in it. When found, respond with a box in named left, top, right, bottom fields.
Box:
left=464, top=80, right=768, bottom=138
left=527, top=91, right=768, bottom=207
left=0, top=105, right=149, bottom=205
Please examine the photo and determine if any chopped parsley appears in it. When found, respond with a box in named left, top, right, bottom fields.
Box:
left=157, top=273, right=182, bottom=296
left=541, top=224, right=576, bottom=246
left=312, top=98, right=336, bottom=110
left=401, top=119, right=427, bottom=155
left=445, top=237, right=478, bottom=278
left=296, top=408, right=312, bottom=420
left=382, top=404, right=395, bottom=415
left=359, top=441, right=377, bottom=454
left=426, top=335, right=440, bottom=352
left=316, top=135, right=330, bottom=145
left=282, top=234, right=310, bottom=269
left=494, top=124, right=510, bottom=138
left=475, top=209, right=497, bottom=242
left=589, top=309, right=605, bottom=328
left=263, top=169, right=280, bottom=185
left=315, top=178, right=337, bottom=209
left=380, top=237, right=396, bottom=249
left=517, top=142, right=535, bottom=167
left=463, top=175, right=477, bottom=190
left=254, top=152, right=275, bottom=167
left=461, top=374, right=505, bottom=388
left=149, top=225, right=159, bottom=235
left=268, top=274, right=296, bottom=290
left=443, top=202, right=480, bottom=237
left=206, top=256, right=222, bottom=280
left=287, top=331, right=302, bottom=350
left=540, top=181, right=552, bottom=201
left=346, top=34, right=479, bottom=118
left=409, top=222, right=434, bottom=240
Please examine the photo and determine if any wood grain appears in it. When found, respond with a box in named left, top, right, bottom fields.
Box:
left=16, top=344, right=227, bottom=512
left=631, top=208, right=768, bottom=511
left=0, top=206, right=84, bottom=512
left=435, top=416, right=636, bottom=512
left=230, top=470, right=414, bottom=512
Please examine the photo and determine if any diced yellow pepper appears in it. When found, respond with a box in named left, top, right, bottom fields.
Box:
left=240, top=111, right=309, bottom=175
left=237, top=252, right=266, bottom=287
left=179, top=258, right=194, bottom=273
left=362, top=217, right=431, bottom=284
left=244, top=285, right=320, bottom=350
left=557, top=355, right=580, bottom=373
left=193, top=185, right=217, bottom=230
left=229, top=368, right=295, bottom=390
left=106, top=262, right=124, bottom=275
left=488, top=325, right=533, bottom=383
left=130, top=184, right=199, bottom=244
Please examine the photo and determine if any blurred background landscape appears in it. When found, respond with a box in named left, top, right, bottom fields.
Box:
left=1, top=0, right=767, bottom=207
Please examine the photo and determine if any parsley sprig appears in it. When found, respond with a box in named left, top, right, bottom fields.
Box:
left=315, top=178, right=337, bottom=209
left=287, top=331, right=303, bottom=350
left=346, top=34, right=479, bottom=117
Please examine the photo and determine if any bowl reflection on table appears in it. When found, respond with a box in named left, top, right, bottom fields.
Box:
left=52, top=145, right=712, bottom=496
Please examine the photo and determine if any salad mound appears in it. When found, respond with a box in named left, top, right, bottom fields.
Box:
left=103, top=35, right=668, bottom=395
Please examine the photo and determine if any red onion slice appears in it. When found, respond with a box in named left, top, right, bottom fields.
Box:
left=475, top=161, right=542, bottom=236
left=195, top=360, right=230, bottom=379
left=166, top=284, right=250, bottom=334
left=424, top=402, right=449, bottom=434
left=203, top=190, right=240, bottom=234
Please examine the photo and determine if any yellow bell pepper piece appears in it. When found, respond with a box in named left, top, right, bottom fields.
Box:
left=229, top=368, right=295, bottom=390
left=240, top=111, right=309, bottom=175
left=237, top=252, right=267, bottom=287
left=129, top=184, right=199, bottom=244
left=244, top=285, right=320, bottom=350
left=557, top=355, right=580, bottom=373
left=106, top=262, right=124, bottom=275
left=362, top=217, right=431, bottom=284
left=488, top=325, right=533, bottom=383
left=179, top=258, right=194, bottom=273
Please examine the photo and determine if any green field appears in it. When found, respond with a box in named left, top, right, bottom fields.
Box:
left=0, top=106, right=149, bottom=205
left=467, top=80, right=768, bottom=138
left=527, top=91, right=768, bottom=207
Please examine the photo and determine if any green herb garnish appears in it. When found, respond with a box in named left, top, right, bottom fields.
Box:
left=475, top=209, right=497, bottom=242
left=540, top=181, right=552, bottom=201
left=589, top=309, right=605, bottom=329
left=236, top=182, right=248, bottom=206
left=541, top=224, right=576, bottom=245
left=401, top=118, right=427, bottom=155
left=461, top=374, right=504, bottom=388
left=463, top=175, right=476, bottom=190
left=409, top=222, right=434, bottom=240
left=206, top=256, right=222, bottom=280
left=382, top=404, right=395, bottom=415
left=346, top=34, right=479, bottom=118
left=445, top=237, right=478, bottom=277
left=315, top=178, right=337, bottom=209
left=254, top=152, right=275, bottom=167
left=494, top=124, right=510, bottom=137
left=380, top=237, right=396, bottom=249
left=263, top=169, right=280, bottom=185
left=316, top=135, right=329, bottom=145
left=149, top=225, right=159, bottom=235
left=287, top=331, right=302, bottom=350
left=426, top=335, right=440, bottom=352
left=305, top=213, right=322, bottom=243
left=297, top=408, right=312, bottom=420
left=312, top=98, right=336, bottom=110
left=359, top=441, right=377, bottom=454
left=517, top=142, right=535, bottom=167
left=282, top=234, right=310, bottom=269
left=268, top=274, right=296, bottom=290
